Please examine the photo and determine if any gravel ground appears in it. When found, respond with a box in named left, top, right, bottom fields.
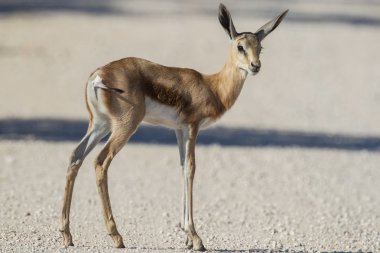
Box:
left=1, top=141, right=379, bottom=253
left=1, top=1, right=380, bottom=252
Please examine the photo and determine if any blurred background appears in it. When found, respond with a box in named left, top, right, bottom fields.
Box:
left=0, top=0, right=379, bottom=139
left=0, top=1, right=380, bottom=252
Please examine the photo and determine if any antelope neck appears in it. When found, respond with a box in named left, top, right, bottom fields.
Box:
left=206, top=48, right=247, bottom=110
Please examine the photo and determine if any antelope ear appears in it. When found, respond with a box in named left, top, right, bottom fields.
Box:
left=218, top=3, right=238, bottom=40
left=255, top=10, right=289, bottom=41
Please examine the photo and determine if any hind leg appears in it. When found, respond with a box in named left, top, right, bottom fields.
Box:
left=60, top=121, right=110, bottom=246
left=94, top=122, right=139, bottom=248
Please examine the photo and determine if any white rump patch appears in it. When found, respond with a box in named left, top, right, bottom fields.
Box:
left=91, top=75, right=110, bottom=91
left=87, top=75, right=110, bottom=117
left=93, top=75, right=102, bottom=85
left=143, top=96, right=180, bottom=129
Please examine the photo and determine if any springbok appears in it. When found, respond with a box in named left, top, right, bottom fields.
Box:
left=60, top=4, right=288, bottom=251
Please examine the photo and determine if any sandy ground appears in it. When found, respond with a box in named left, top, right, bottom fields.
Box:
left=1, top=0, right=380, bottom=252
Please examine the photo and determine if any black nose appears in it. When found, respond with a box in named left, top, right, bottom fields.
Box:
left=250, top=62, right=261, bottom=72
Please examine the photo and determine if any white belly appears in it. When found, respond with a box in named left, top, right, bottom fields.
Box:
left=143, top=96, right=216, bottom=129
left=143, top=96, right=181, bottom=129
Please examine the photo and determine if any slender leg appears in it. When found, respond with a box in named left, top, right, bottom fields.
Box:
left=94, top=125, right=137, bottom=248
left=60, top=123, right=110, bottom=246
left=175, top=129, right=186, bottom=230
left=180, top=128, right=192, bottom=248
left=182, top=124, right=206, bottom=251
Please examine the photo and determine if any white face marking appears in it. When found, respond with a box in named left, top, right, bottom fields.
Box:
left=143, top=96, right=181, bottom=129
left=236, top=62, right=250, bottom=77
left=236, top=62, right=257, bottom=76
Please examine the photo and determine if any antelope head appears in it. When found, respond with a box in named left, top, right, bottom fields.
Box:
left=218, top=4, right=289, bottom=76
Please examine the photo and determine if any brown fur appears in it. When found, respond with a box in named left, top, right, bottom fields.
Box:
left=60, top=4, right=288, bottom=251
left=92, top=57, right=229, bottom=125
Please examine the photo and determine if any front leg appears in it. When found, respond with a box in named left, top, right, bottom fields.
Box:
left=182, top=124, right=206, bottom=251
left=175, top=129, right=186, bottom=231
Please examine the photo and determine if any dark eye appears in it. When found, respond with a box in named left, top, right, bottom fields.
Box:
left=237, top=45, right=245, bottom=53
